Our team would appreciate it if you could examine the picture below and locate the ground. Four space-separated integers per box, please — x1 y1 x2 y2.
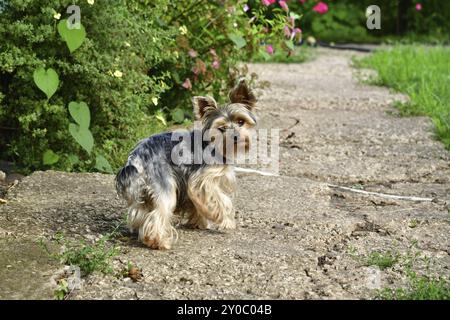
0 48 449 299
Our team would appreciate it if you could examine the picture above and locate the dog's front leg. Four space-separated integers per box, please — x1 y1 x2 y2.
187 167 236 229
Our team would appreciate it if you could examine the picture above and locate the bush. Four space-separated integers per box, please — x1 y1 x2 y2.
0 0 293 173
288 0 450 44
0 0 175 172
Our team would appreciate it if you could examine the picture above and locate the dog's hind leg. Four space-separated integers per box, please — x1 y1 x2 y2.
184 201 209 229
138 178 178 250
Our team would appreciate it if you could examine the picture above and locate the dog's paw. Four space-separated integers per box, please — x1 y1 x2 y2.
218 218 236 230
185 215 209 230
143 236 172 250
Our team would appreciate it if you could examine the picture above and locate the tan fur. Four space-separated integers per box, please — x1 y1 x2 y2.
187 165 236 229
128 177 178 250
119 80 257 250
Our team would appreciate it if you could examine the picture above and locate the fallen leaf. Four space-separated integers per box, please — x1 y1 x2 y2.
128 266 143 282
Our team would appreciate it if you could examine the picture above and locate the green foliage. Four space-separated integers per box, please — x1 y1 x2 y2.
378 272 450 300
42 149 60 165
0 0 177 172
0 0 293 173
33 68 59 100
54 279 70 300
349 247 399 270
356 46 450 149
287 0 450 44
250 46 311 63
40 232 120 277
365 250 399 270
349 242 449 300
57 19 86 53
310 3 374 43
228 33 247 49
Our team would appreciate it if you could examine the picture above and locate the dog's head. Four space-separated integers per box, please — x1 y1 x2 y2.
192 79 257 161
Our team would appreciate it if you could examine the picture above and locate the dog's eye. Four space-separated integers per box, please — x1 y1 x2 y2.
237 119 245 127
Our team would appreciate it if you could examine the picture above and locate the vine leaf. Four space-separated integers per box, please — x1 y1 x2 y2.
42 149 60 165
68 101 90 129
33 68 59 100
171 108 185 123
228 33 246 49
57 19 86 53
69 123 94 155
95 155 113 173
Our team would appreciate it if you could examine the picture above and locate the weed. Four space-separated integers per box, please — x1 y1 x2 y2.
54 279 70 300
365 250 399 270
378 271 450 300
409 219 420 228
39 221 124 277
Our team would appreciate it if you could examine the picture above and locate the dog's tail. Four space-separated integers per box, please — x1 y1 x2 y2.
115 165 144 203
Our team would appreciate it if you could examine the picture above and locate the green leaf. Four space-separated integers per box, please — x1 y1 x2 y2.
33 68 59 100
69 123 94 154
285 40 295 51
68 101 90 128
172 72 180 84
258 48 271 61
155 110 167 126
95 155 113 173
67 154 80 165
42 149 59 165
57 19 86 53
171 108 185 123
228 33 246 49
290 12 301 20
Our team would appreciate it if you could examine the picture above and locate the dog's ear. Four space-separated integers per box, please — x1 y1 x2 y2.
229 79 256 110
192 96 218 120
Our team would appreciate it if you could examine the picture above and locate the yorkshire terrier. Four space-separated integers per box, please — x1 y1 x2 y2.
115 79 257 249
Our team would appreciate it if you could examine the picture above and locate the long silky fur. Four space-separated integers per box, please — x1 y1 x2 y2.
115 80 257 250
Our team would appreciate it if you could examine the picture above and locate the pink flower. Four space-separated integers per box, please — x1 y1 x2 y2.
243 4 250 12
182 78 192 90
312 2 328 14
283 25 291 38
188 49 198 58
266 45 274 55
261 0 276 6
293 27 302 35
291 27 302 40
279 0 289 12
415 3 422 11
212 60 220 69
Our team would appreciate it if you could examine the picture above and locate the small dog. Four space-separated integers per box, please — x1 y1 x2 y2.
115 79 257 249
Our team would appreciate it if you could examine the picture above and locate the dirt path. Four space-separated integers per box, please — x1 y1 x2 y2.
1 48 449 299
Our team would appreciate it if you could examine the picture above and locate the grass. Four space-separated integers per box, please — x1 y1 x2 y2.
355 45 450 150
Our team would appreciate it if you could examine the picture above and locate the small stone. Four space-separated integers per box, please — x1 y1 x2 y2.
0 171 5 182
